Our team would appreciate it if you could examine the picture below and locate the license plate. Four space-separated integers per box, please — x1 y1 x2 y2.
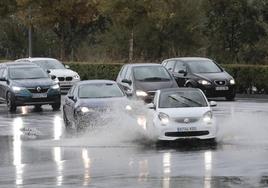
178 127 197 132
32 93 47 98
60 81 72 86
215 86 229 91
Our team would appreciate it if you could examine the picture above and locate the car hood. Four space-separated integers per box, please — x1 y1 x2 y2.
135 80 177 92
76 97 129 109
158 107 211 119
49 69 78 77
11 78 55 88
193 72 232 81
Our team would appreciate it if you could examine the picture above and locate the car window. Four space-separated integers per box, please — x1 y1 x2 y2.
32 59 65 70
125 67 132 80
119 65 127 79
187 60 222 73
9 67 48 80
165 61 175 71
133 66 171 81
159 90 208 108
0 68 4 78
78 83 125 98
174 61 187 73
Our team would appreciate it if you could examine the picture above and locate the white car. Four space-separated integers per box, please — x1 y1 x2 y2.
16 58 80 93
149 88 217 142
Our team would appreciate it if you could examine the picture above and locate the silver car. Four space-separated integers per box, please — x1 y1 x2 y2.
16 57 80 93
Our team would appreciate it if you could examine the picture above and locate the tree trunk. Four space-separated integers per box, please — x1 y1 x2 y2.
129 30 134 63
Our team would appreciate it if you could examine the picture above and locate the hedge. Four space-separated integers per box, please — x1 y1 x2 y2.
67 63 268 94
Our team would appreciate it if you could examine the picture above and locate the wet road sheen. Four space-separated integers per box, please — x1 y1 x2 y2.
1 98 268 187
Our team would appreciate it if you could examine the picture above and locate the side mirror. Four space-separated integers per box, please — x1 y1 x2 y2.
147 103 156 110
47 70 51 74
178 70 187 75
125 90 133 97
0 77 7 82
65 65 70 69
68 95 75 101
209 101 217 107
122 79 132 85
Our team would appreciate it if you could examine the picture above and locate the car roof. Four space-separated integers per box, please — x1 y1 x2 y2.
0 61 38 68
126 63 161 67
159 87 202 93
77 80 117 86
163 57 211 62
17 57 59 62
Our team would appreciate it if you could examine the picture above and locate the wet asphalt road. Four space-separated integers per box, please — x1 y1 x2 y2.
1 98 268 188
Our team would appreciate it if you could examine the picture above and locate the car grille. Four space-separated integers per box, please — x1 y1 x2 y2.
173 117 200 123
214 80 226 86
58 77 73 81
165 131 209 137
27 87 49 93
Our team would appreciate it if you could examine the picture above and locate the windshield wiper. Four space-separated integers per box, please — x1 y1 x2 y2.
178 96 203 107
168 95 191 107
141 77 170 81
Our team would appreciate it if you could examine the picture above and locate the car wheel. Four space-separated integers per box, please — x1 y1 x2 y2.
34 105 42 111
6 92 16 113
225 94 235 101
52 103 61 111
186 83 193 88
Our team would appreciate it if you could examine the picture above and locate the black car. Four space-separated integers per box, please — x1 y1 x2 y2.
0 62 61 112
162 57 236 100
116 63 178 103
63 80 131 130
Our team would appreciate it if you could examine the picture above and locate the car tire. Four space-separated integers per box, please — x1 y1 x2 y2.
225 94 235 101
34 105 42 111
52 103 61 111
186 83 194 88
6 92 16 113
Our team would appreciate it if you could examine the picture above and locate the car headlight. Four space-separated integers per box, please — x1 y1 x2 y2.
78 107 95 114
198 80 211 85
158 112 169 125
125 105 132 111
230 79 235 85
137 116 147 130
51 84 60 90
73 75 80 80
203 111 213 124
136 90 148 97
12 86 24 92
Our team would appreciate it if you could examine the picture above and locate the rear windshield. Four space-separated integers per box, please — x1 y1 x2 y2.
187 60 222 73
159 90 208 108
33 59 65 70
9 67 48 80
133 66 171 81
79 83 125 98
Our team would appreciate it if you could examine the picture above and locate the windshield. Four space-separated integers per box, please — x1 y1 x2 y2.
33 59 65 70
79 83 125 98
159 90 208 108
9 67 48 80
187 60 222 73
133 66 171 81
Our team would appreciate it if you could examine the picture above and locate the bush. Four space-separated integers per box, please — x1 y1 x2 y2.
67 62 268 94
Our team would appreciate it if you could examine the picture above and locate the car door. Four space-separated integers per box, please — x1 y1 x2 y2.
0 68 5 101
173 61 188 87
64 85 77 123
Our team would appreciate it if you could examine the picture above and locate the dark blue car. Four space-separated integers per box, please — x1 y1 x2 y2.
0 62 61 112
63 80 131 130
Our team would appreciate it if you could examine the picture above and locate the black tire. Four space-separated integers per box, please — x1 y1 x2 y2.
34 105 42 111
6 92 16 112
52 103 61 111
225 94 235 101
186 83 194 88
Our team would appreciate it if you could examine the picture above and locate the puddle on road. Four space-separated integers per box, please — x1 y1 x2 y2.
216 112 268 147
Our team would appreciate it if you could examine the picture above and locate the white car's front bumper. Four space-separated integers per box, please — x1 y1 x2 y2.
154 119 217 141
